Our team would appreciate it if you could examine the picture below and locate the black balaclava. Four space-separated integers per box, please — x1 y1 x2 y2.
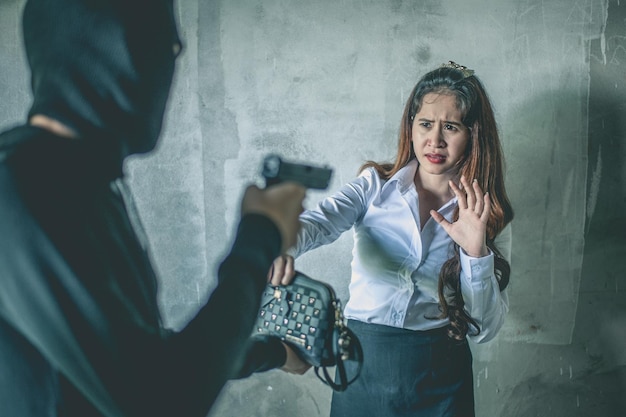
22 0 182 164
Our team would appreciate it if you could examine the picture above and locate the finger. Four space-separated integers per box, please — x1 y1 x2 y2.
449 180 468 210
430 209 452 235
269 256 286 286
281 255 296 285
472 180 484 214
480 192 492 223
461 176 475 209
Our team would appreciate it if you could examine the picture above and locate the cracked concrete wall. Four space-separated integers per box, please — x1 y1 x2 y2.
1 0 624 416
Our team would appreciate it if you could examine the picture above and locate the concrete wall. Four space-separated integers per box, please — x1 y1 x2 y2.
1 0 624 416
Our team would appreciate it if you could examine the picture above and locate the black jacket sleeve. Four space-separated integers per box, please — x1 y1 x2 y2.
235 336 287 379
129 214 283 417
0 133 283 417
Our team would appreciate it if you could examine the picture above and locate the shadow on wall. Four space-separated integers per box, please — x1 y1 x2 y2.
573 3 626 413
500 83 626 416
574 49 626 414
498 88 587 345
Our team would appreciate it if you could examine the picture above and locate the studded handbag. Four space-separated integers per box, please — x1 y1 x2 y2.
253 271 363 391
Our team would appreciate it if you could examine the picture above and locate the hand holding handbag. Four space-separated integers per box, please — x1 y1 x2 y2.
252 271 363 391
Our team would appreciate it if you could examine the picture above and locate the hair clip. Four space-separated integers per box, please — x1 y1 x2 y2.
440 61 474 78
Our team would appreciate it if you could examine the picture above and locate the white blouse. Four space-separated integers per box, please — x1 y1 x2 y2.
291 159 511 343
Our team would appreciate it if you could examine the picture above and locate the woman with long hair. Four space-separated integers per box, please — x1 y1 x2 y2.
270 62 514 417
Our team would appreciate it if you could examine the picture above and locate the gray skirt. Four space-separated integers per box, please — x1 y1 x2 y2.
331 320 474 417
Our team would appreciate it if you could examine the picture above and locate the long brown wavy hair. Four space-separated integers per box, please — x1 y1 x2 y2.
361 65 514 340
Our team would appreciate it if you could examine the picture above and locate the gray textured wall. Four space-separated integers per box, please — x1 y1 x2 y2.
1 0 625 416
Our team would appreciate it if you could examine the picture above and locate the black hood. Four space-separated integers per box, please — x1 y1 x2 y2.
22 0 181 162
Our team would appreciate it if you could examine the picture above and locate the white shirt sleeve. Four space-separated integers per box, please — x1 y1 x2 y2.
291 169 375 258
460 224 512 343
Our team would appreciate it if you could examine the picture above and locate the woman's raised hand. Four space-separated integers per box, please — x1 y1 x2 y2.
268 254 296 286
430 175 490 258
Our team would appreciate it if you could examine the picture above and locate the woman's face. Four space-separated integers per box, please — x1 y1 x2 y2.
411 92 470 180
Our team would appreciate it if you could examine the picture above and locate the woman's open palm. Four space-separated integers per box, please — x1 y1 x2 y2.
430 176 490 258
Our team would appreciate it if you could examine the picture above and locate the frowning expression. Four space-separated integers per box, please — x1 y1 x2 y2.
411 93 470 179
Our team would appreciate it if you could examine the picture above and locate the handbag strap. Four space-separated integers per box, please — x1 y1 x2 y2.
314 325 363 391
314 301 364 392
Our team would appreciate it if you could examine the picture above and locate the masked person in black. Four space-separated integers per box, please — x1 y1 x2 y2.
0 0 307 416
